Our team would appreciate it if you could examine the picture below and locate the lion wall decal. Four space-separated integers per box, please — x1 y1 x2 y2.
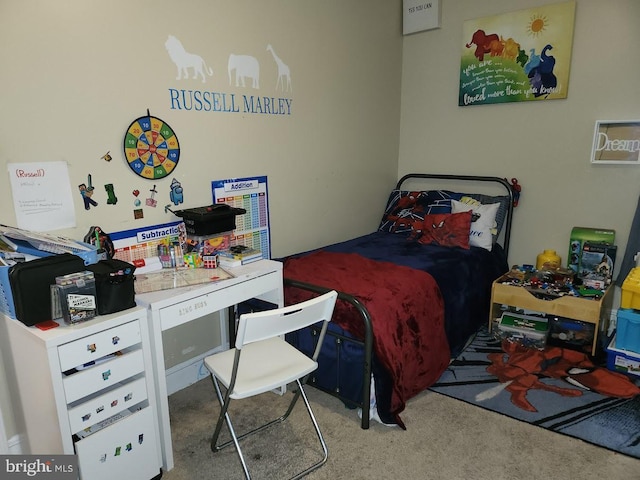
165 35 213 83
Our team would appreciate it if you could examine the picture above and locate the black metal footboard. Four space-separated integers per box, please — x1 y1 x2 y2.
283 277 374 429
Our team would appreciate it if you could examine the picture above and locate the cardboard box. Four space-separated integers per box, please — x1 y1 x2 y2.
185 232 232 256
580 242 616 287
567 226 615 274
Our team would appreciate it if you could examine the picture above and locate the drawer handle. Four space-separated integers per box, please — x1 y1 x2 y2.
96 405 104 414
112 335 120 345
102 370 111 381
124 393 133 402
87 343 97 353
111 399 118 407
115 446 121 456
126 443 132 452
138 434 144 444
82 413 91 422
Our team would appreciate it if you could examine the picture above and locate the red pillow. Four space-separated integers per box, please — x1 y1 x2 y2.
417 211 472 249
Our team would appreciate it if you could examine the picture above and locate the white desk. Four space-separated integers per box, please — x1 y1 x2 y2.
135 259 284 471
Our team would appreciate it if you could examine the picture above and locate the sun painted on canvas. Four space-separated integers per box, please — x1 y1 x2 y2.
527 14 548 37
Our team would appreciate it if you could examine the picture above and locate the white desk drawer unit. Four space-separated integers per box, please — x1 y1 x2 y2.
62 349 146 404
67 377 148 434
1 306 162 480
57 319 142 372
75 408 160 480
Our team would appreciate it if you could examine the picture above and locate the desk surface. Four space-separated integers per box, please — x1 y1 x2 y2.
136 259 283 314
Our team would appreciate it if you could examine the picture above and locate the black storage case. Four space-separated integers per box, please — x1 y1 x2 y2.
8 253 86 326
171 204 246 235
86 259 137 315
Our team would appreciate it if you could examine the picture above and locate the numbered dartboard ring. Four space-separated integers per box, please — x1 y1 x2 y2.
123 111 180 180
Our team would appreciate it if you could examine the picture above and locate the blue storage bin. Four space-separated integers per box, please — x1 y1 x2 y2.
607 334 640 378
0 267 15 318
616 309 640 354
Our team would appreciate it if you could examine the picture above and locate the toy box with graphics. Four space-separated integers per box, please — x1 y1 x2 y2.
567 226 615 275
580 242 617 288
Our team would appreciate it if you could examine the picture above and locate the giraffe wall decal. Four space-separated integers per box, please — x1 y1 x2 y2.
266 44 292 93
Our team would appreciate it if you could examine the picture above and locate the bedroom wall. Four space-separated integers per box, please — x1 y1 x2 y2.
0 0 402 447
0 0 402 258
399 0 640 272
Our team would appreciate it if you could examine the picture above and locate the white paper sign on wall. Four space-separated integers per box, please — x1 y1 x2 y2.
403 0 441 35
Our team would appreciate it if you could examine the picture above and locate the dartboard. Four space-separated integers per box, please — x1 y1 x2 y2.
123 111 180 180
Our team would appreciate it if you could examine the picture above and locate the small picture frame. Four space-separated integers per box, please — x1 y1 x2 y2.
591 120 640 164
403 0 441 35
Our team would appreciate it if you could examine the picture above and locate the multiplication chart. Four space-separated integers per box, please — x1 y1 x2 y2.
211 176 271 259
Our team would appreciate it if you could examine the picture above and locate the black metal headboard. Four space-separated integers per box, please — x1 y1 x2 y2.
395 173 517 258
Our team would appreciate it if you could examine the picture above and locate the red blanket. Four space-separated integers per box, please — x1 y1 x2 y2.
284 251 450 423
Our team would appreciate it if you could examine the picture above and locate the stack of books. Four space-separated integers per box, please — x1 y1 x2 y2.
218 246 263 267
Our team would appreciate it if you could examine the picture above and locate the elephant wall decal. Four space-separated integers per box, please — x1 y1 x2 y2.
466 29 500 62
228 54 260 89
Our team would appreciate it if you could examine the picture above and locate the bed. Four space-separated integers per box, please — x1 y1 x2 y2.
282 173 519 429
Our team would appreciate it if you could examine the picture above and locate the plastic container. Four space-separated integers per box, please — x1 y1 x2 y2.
496 312 549 349
607 334 640 378
536 249 561 270
616 309 640 353
621 267 640 310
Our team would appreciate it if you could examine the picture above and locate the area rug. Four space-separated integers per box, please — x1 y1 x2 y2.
429 329 640 459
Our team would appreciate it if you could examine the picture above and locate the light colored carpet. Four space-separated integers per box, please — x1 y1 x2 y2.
163 378 640 480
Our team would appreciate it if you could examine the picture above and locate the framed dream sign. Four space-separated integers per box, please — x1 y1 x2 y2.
591 120 640 165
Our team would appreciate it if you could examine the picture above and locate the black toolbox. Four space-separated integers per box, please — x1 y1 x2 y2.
169 204 246 235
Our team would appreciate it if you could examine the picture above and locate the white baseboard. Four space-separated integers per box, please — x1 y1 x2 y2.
7 434 24 454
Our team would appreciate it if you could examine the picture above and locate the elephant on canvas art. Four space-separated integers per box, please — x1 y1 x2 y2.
228 54 260 89
466 29 500 62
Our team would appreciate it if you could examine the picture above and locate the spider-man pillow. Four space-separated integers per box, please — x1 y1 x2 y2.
378 190 461 234
417 211 472 249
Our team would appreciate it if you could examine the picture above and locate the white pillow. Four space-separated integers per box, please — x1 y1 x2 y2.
451 199 499 251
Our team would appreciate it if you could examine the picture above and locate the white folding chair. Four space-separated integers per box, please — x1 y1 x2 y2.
203 290 338 480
